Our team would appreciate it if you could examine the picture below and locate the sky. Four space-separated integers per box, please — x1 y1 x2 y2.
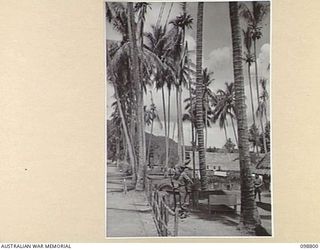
106 2 271 148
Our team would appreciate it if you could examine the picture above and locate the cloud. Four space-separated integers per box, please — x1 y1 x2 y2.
249 43 270 78
207 46 232 70
203 46 233 89
258 43 270 78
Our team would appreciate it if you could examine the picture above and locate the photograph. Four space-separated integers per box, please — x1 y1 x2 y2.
105 1 271 237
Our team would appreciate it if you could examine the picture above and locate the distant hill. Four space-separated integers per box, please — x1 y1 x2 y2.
107 120 261 168
107 120 179 166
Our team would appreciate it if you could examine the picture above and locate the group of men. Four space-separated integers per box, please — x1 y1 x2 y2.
170 162 266 218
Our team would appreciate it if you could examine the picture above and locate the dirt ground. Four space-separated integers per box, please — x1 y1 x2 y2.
106 164 272 237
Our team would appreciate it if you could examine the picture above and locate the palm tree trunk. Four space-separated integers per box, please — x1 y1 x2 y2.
127 2 145 190
172 119 176 140
248 64 259 154
195 2 207 190
176 87 182 164
147 121 154 166
188 81 196 179
253 39 267 154
260 116 267 153
162 87 168 168
179 88 186 162
107 37 137 183
167 88 171 164
204 95 208 155
123 132 128 162
116 137 120 168
248 64 256 126
114 85 137 183
229 2 260 234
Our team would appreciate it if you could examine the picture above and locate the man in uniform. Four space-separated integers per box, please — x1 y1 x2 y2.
254 174 263 202
177 163 193 211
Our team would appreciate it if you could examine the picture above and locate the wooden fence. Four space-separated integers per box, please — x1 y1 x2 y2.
151 190 179 236
146 176 179 237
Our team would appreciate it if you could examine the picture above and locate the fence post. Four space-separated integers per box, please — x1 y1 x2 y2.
174 208 179 236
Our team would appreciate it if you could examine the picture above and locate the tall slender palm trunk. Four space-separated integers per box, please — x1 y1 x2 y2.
176 87 182 164
147 121 154 166
162 87 169 168
188 81 196 179
247 64 259 153
248 65 256 126
253 40 267 153
195 2 207 190
229 2 260 234
127 2 145 190
179 88 186 162
204 95 208 154
167 89 171 164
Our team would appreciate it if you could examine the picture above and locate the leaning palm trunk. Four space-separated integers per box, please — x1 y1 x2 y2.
114 86 137 184
229 2 260 234
195 2 207 190
127 2 145 190
107 40 137 183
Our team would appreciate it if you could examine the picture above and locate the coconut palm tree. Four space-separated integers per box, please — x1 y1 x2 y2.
256 78 269 152
229 1 260 234
169 11 193 165
144 24 176 168
145 92 163 166
107 3 173 189
195 2 207 190
107 54 137 182
202 68 215 151
257 78 269 124
243 27 255 126
243 27 259 153
127 2 145 190
106 2 138 182
240 1 269 155
212 82 238 146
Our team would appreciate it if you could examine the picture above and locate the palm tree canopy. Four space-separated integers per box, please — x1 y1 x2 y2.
240 2 269 41
212 82 236 127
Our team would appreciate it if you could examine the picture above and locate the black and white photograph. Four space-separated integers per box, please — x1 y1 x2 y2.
106 1 271 237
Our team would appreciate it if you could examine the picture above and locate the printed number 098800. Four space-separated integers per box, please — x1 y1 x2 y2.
300 244 318 248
